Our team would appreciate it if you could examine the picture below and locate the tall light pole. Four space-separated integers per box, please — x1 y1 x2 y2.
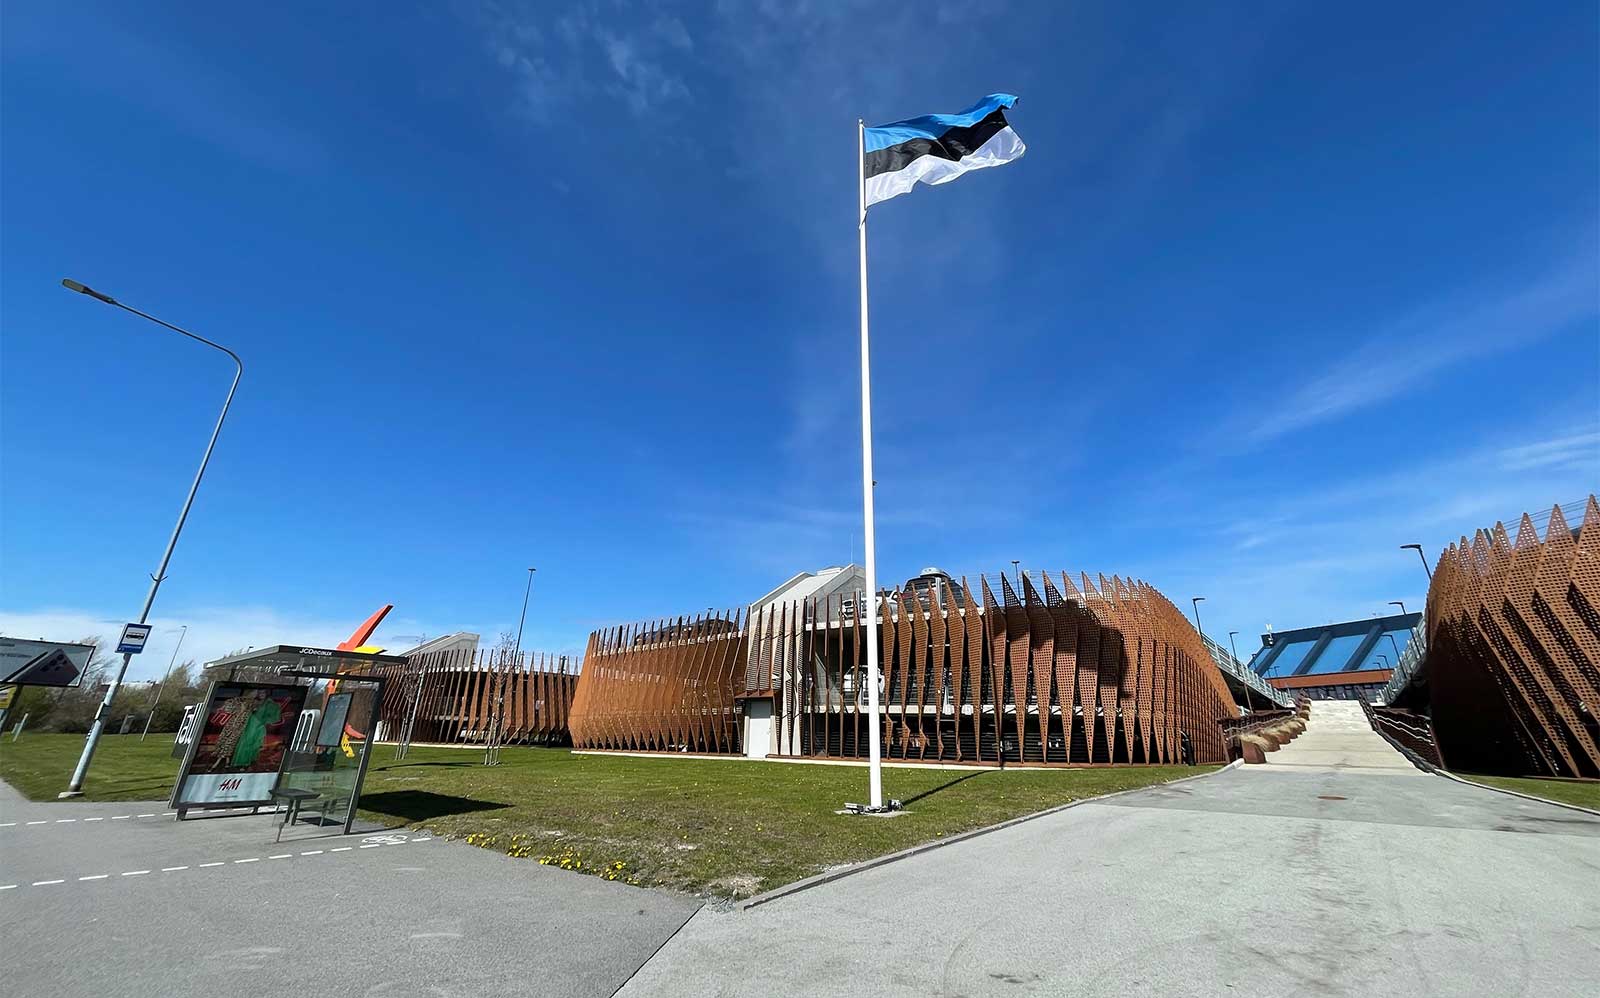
1400 544 1432 581
1389 600 1407 615
1227 630 1241 666
1011 560 1021 589
61 279 242 797
1190 597 1206 638
513 568 536 658
139 624 187 741
1384 631 1403 661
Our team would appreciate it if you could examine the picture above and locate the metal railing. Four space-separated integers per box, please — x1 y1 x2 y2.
1379 619 1428 704
1199 632 1294 709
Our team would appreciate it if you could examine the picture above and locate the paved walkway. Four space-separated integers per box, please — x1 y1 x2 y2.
621 711 1600 997
0 781 697 998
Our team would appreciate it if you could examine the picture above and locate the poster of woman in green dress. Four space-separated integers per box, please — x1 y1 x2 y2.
192 684 306 774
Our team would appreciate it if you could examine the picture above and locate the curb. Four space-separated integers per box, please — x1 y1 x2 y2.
1435 771 1600 818
741 761 1240 910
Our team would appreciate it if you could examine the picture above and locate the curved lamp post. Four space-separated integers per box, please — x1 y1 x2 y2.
60 279 242 797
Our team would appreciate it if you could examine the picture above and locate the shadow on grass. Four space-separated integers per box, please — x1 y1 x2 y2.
899 770 989 806
359 790 513 822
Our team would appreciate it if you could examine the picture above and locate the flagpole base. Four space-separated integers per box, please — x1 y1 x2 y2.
841 799 903 816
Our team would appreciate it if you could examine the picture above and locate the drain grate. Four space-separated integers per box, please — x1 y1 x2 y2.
1316 795 1347 801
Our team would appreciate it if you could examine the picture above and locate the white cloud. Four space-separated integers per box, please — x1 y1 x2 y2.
1234 251 1598 448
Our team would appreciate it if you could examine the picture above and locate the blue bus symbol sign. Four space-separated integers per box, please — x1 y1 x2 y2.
116 624 153 655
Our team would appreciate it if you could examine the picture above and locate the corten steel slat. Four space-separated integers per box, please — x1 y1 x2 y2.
1115 579 1147 761
1074 575 1107 762
907 591 930 759
1520 507 1600 774
927 587 950 760
1564 499 1600 694
999 575 1029 760
1493 518 1594 772
825 596 839 757
1086 576 1122 762
1021 575 1054 762
1046 574 1082 764
687 614 717 752
958 578 984 763
980 578 1006 763
1465 530 1569 773
1063 573 1098 762
952 580 973 761
1483 524 1572 762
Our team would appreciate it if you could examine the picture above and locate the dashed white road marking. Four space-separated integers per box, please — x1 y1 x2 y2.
25 821 47 826
55 818 76 823
136 813 155 818
111 815 129 820
0 822 14 827
2 835 436 890
84 817 104 822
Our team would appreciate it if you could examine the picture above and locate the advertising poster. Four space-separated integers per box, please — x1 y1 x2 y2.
173 682 309 808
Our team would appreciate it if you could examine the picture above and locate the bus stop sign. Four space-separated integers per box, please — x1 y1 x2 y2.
116 624 153 655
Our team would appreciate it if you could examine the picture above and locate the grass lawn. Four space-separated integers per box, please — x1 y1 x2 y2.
1 733 1216 897
1460 774 1600 811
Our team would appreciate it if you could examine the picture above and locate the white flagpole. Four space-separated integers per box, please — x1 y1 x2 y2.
857 118 884 809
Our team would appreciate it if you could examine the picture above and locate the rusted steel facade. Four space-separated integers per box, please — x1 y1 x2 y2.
568 613 748 753
569 572 1241 765
373 648 579 746
1420 497 1600 777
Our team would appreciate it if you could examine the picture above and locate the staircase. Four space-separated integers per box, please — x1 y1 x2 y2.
1259 700 1418 772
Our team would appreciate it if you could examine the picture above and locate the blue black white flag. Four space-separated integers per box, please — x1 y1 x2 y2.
863 94 1025 207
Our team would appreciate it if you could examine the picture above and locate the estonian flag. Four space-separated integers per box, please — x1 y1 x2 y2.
863 94 1025 207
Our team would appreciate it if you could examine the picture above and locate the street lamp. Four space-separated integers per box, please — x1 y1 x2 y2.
1227 630 1241 666
1011 559 1021 590
1375 653 1391 670
513 568 537 658
139 624 187 741
1389 600 1407 615
1400 544 1432 580
1385 631 1403 661
60 279 242 797
1190 597 1206 638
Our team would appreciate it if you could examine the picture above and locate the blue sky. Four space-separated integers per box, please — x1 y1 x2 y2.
3 1 1596 678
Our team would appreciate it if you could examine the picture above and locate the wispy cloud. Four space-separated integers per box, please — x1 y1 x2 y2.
468 0 693 120
1497 429 1600 473
1233 249 1598 447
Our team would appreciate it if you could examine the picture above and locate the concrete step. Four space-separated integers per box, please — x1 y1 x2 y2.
1258 700 1417 773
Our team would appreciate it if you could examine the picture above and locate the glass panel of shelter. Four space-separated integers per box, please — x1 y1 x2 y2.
276 673 380 833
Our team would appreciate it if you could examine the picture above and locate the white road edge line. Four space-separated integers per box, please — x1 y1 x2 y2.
301 850 323 855
79 875 109 881
234 858 260 864
198 862 224 868
123 870 150 877
358 843 382 849
26 821 47 825
331 847 352 852
55 818 76 823
161 866 189 872
111 815 129 820
33 879 64 886
268 854 291 860
136 813 155 818
84 817 104 822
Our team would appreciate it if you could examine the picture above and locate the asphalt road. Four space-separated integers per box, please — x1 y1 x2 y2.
0 781 698 998
620 732 1600 996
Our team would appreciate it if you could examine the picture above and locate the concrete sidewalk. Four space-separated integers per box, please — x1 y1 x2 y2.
0 781 699 998
620 764 1600 998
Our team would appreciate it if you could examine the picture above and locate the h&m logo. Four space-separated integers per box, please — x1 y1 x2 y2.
218 778 244 792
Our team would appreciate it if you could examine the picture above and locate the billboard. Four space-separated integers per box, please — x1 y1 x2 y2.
172 682 309 809
0 637 96 687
